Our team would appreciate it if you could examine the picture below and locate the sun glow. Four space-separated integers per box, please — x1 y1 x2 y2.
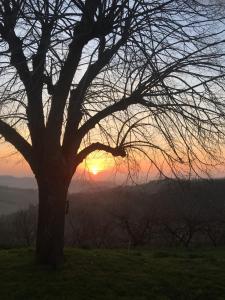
90 165 99 175
80 151 115 177
87 159 105 176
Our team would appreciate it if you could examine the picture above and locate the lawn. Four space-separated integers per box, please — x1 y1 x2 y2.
0 248 225 300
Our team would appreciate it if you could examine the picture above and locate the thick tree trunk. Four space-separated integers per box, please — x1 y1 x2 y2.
36 175 69 266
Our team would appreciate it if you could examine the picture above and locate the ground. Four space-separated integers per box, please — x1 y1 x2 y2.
1 248 225 299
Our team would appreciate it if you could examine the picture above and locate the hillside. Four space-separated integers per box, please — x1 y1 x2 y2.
0 175 114 193
68 178 225 210
1 178 225 248
0 177 162 215
0 176 115 215
1 177 225 216
0 186 37 215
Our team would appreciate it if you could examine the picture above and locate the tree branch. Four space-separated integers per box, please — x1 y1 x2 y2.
78 94 140 140
75 142 126 166
0 120 33 169
0 1 46 148
46 0 100 147
62 36 129 156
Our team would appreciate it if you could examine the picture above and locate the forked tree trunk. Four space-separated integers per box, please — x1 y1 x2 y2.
36 174 69 266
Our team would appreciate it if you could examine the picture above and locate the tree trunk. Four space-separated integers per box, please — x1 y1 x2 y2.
36 175 69 266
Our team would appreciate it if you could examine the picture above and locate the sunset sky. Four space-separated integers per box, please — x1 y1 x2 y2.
1 140 225 181
0 141 127 180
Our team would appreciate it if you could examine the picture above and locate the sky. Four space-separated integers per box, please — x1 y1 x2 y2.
0 2 224 183
1 139 225 182
0 141 130 181
0 139 166 184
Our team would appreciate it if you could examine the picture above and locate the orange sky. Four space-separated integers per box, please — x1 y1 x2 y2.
0 142 125 179
0 141 225 180
0 142 154 183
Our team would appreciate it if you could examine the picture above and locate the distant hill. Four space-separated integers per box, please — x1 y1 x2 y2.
0 177 155 215
67 178 225 212
1 178 225 249
0 175 116 215
0 175 115 193
0 176 37 189
1 177 225 216
0 186 38 215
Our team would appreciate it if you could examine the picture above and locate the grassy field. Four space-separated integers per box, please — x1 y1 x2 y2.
1 248 225 300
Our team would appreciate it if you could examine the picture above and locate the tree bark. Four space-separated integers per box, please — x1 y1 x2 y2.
36 174 69 266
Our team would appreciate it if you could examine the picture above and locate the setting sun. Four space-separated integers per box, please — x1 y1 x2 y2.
79 151 115 177
87 158 105 176
90 165 99 175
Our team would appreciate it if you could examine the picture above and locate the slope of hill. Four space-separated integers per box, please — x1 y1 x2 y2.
0 186 38 215
1 178 225 248
0 175 114 193
0 176 37 189
1 177 225 216
0 176 115 215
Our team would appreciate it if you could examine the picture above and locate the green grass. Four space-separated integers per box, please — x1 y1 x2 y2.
1 248 225 300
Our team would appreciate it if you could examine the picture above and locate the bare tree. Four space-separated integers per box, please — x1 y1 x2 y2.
0 0 225 265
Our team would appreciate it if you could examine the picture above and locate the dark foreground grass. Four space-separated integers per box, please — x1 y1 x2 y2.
1 248 225 300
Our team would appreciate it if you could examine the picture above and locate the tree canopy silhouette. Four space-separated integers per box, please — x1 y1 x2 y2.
0 0 225 265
